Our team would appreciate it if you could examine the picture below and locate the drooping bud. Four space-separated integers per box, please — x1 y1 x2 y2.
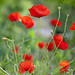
2 37 8 41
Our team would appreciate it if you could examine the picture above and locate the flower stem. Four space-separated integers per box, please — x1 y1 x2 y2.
48 13 69 67
12 40 18 64
8 39 18 74
44 6 61 75
36 18 40 60
0 67 9 75
46 6 61 66
46 6 61 51
14 64 18 75
62 14 69 37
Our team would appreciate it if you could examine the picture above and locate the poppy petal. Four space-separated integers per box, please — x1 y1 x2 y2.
18 65 25 74
28 63 34 73
59 61 69 74
54 40 68 50
46 42 54 51
50 19 62 27
38 41 45 49
70 22 75 30
28 5 49 18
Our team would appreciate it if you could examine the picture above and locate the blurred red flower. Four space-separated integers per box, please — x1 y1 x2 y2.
38 41 45 49
8 12 21 22
28 5 49 18
46 42 54 52
53 34 63 41
12 45 18 54
18 61 34 74
59 61 69 74
21 16 34 29
50 19 62 27
70 22 75 31
22 54 33 62
54 40 68 50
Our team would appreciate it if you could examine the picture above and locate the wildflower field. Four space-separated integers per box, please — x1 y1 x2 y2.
0 0 75 75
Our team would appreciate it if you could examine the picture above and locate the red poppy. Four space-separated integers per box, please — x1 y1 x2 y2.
59 61 69 74
8 12 21 22
46 42 54 52
70 22 75 31
38 42 45 49
18 61 34 74
53 34 63 41
50 19 62 27
12 45 18 54
21 16 34 29
54 40 68 50
28 5 49 18
22 54 33 62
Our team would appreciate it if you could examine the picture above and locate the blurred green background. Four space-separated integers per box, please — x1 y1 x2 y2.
0 0 75 75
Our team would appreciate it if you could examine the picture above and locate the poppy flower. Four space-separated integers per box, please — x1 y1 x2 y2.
53 34 63 41
18 61 34 74
54 40 68 50
46 42 54 52
28 5 49 18
50 19 62 27
8 12 21 22
21 16 34 29
59 61 69 74
22 54 33 62
38 41 45 49
12 45 18 54
70 22 75 31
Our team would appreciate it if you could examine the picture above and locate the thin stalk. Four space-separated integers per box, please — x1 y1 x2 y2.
8 39 18 74
0 67 10 75
45 6 61 64
14 64 18 75
44 6 61 75
46 6 61 51
36 18 40 60
11 40 18 64
48 13 69 66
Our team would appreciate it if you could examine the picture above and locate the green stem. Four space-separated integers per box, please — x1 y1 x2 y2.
62 14 69 37
0 67 9 75
46 6 61 67
8 39 18 74
12 40 18 64
38 18 40 37
49 13 69 66
14 64 18 75
44 6 61 75
46 6 61 51
36 18 40 60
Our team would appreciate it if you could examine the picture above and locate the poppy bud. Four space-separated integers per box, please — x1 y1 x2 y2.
2 37 8 41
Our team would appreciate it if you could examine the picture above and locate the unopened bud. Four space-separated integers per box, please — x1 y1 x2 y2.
67 14 69 17
2 37 8 41
19 19 21 22
58 6 61 10
51 30 53 35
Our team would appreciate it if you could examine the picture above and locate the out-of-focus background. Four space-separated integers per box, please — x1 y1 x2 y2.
0 0 75 75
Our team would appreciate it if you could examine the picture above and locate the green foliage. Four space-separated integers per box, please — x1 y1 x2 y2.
0 0 75 75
